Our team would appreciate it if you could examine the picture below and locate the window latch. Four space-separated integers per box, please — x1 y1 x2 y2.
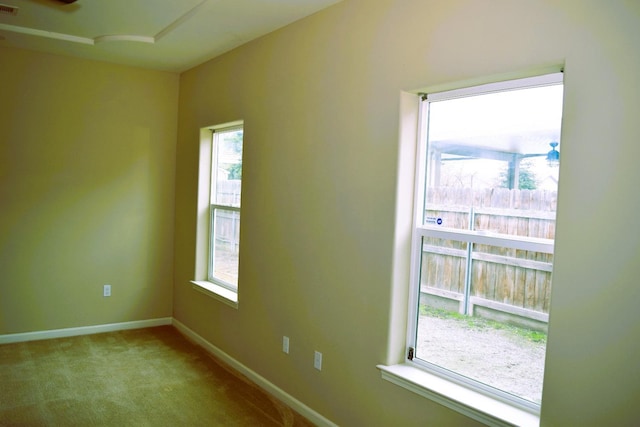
408 347 414 361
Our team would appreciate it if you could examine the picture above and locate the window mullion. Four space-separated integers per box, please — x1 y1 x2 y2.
418 226 554 254
210 204 241 212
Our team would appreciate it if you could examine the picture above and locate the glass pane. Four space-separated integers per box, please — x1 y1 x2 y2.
422 84 563 233
210 208 240 287
416 238 548 404
212 128 243 207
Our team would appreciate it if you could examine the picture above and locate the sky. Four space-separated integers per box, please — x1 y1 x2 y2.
426 82 564 191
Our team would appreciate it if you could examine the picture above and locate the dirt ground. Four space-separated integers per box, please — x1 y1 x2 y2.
416 312 546 404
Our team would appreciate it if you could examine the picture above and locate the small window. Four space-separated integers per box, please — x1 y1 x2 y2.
407 73 563 412
209 126 243 289
192 122 243 307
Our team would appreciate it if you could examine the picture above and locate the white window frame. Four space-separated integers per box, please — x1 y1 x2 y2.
191 121 244 308
379 71 564 427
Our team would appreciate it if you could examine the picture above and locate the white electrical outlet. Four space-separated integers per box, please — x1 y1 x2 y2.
314 351 322 371
103 284 111 297
282 336 289 354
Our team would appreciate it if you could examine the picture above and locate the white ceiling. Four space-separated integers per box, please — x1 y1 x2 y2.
0 0 341 72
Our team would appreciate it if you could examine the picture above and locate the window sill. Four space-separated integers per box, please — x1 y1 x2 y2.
191 280 238 309
377 363 539 427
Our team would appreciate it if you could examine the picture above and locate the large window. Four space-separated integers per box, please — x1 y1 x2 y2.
406 73 563 416
192 122 243 307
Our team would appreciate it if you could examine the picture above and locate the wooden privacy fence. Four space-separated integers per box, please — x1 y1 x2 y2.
213 180 241 251
422 187 557 321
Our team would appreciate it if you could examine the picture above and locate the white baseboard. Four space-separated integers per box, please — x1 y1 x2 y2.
0 317 173 344
172 318 337 427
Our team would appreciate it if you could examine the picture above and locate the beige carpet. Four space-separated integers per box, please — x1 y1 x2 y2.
0 326 314 426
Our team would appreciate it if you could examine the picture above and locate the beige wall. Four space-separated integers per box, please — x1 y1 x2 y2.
0 47 178 333
174 0 640 426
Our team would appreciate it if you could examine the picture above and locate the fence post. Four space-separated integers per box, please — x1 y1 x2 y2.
461 206 475 315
